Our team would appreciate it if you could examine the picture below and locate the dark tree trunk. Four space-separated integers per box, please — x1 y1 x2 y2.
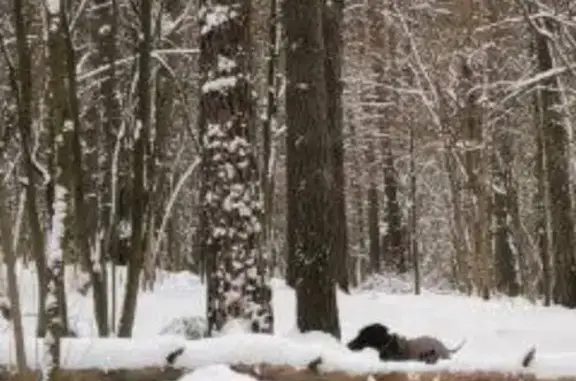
118 0 152 337
44 6 72 379
13 0 48 337
533 88 551 306
460 56 490 299
533 19 576 307
0 189 27 371
285 0 341 339
262 0 280 279
382 26 403 274
86 0 119 337
346 111 365 287
367 142 381 275
484 0 520 298
323 0 348 293
199 0 274 336
492 133 520 296
45 4 73 339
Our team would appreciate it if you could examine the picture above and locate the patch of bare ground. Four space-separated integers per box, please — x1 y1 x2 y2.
231 362 576 381
1 364 575 381
0 367 184 381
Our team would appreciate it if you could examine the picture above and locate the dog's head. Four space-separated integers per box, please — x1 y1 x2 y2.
347 323 394 352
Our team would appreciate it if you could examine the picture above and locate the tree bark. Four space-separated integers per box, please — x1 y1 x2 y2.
262 0 280 279
118 0 152 337
285 0 341 339
484 1 521 297
533 17 576 307
323 0 348 293
13 0 48 337
0 188 27 371
87 0 121 336
367 142 381 275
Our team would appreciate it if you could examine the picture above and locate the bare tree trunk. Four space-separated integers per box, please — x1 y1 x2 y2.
118 0 152 337
346 110 365 287
88 0 121 337
13 0 48 337
285 0 340 339
45 0 75 338
460 56 491 299
382 26 404 274
408 107 420 295
439 81 471 293
533 17 576 307
43 5 73 379
323 0 348 293
0 188 27 371
367 142 381 275
484 0 520 297
533 88 552 306
262 0 280 279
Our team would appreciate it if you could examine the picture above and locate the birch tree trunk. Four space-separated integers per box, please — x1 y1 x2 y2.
43 3 71 378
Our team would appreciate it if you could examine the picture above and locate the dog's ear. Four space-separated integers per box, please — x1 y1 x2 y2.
372 323 389 332
373 324 390 341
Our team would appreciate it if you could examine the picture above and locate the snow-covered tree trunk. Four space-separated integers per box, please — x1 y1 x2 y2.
43 4 71 378
199 0 274 335
43 184 67 381
45 0 74 338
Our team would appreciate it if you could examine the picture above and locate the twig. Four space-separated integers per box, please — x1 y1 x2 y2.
165 347 185 367
522 346 536 368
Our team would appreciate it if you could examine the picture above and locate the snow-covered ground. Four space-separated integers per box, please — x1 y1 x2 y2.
0 263 576 379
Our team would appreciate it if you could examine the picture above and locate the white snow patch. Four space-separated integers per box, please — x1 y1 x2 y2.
177 364 257 381
46 184 67 266
0 265 574 376
200 5 239 35
45 0 60 14
202 76 238 94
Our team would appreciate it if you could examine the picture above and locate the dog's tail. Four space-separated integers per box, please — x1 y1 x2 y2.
521 346 536 368
447 339 467 354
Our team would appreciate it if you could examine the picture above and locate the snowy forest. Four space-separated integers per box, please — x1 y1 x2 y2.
1 0 576 379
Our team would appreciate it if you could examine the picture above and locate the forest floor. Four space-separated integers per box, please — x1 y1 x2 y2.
0 264 575 380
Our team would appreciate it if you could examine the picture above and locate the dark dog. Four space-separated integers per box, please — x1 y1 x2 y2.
347 323 465 364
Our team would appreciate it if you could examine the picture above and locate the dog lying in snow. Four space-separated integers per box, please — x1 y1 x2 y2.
347 323 465 364
347 323 537 367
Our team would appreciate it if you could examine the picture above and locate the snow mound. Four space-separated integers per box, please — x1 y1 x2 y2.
159 316 208 340
358 272 457 295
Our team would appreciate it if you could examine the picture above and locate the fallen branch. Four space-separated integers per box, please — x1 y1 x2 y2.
165 346 185 367
522 347 537 368
307 356 323 374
